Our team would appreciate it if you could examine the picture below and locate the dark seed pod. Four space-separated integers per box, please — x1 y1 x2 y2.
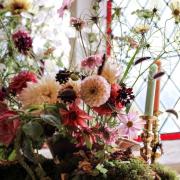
134 57 151 65
166 109 179 119
153 71 165 79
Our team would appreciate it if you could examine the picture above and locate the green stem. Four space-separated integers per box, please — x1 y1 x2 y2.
120 47 140 83
15 128 36 180
79 30 87 57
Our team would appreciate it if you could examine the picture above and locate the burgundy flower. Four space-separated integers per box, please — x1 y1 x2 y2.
9 71 37 94
0 110 20 146
60 103 92 128
0 87 6 101
12 30 32 55
117 84 135 106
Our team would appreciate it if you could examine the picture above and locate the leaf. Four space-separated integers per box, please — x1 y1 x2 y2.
166 109 179 119
40 114 60 127
96 164 108 174
22 121 43 140
134 57 151 65
84 134 92 150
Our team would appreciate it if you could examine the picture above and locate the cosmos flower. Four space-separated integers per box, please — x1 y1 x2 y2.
101 60 122 84
134 24 150 34
6 0 31 14
12 30 32 55
9 71 37 94
60 103 92 128
170 0 180 23
57 0 74 17
81 54 103 70
118 112 145 139
19 77 60 108
81 75 111 107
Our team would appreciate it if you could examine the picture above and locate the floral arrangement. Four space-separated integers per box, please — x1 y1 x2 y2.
0 0 179 180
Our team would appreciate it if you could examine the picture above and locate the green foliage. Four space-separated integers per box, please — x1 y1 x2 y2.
151 163 179 180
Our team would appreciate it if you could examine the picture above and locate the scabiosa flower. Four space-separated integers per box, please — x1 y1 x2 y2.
9 71 37 94
60 103 92 128
81 75 111 107
12 30 32 55
118 112 145 139
6 0 31 14
71 17 86 31
117 84 135 106
56 69 72 84
81 54 103 70
170 0 180 23
57 0 74 17
19 77 60 108
0 110 20 146
101 60 122 84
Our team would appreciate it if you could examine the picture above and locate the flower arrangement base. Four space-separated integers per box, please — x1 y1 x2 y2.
0 157 178 180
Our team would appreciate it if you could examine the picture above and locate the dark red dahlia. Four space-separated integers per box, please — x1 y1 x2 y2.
12 30 32 55
9 71 37 94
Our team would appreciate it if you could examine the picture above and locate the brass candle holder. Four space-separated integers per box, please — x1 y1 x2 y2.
140 115 156 164
151 112 163 163
140 115 163 164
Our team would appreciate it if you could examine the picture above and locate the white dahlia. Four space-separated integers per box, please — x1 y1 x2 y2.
101 60 122 84
19 77 60 108
80 75 111 107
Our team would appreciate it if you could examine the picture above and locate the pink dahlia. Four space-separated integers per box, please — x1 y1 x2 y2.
9 71 37 94
57 0 74 17
81 75 111 107
81 54 103 69
12 30 32 55
118 112 145 139
0 110 20 146
60 103 92 128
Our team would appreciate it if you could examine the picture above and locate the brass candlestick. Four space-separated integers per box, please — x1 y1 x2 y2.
140 115 156 164
151 112 163 163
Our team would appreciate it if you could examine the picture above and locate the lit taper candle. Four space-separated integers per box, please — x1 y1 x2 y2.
145 64 158 116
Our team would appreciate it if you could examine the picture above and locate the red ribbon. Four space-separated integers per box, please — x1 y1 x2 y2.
106 0 112 56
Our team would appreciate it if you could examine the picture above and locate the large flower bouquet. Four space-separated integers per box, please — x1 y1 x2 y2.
0 0 179 180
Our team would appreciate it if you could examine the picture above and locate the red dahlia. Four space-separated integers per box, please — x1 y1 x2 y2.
60 103 92 128
9 71 37 94
93 83 123 116
0 110 20 146
12 30 32 55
